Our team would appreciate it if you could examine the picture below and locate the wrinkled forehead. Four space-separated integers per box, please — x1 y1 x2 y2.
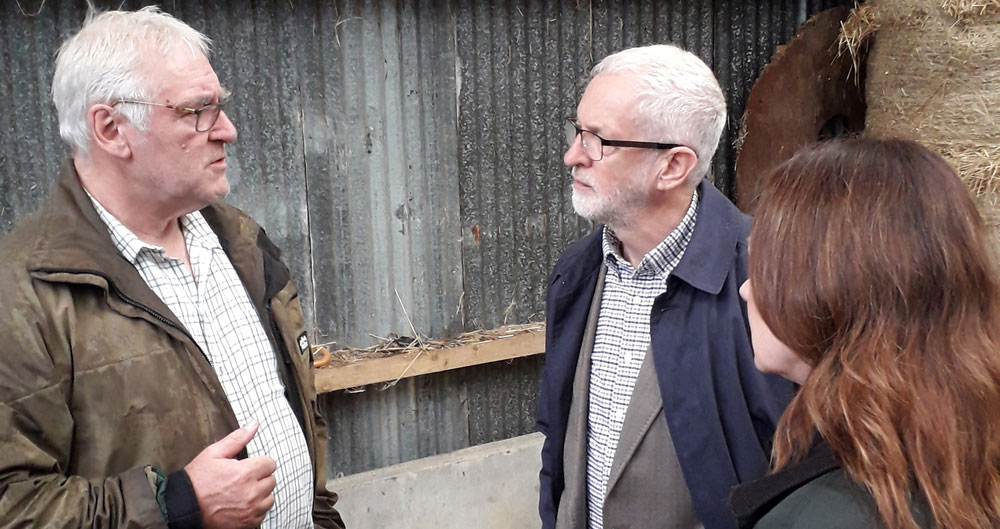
140 45 222 101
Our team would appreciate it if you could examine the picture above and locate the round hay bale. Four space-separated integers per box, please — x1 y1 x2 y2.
852 0 1000 235
735 7 866 212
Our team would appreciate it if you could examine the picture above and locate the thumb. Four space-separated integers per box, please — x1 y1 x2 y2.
204 420 259 459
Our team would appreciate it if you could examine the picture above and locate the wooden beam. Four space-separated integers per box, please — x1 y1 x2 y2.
314 328 546 393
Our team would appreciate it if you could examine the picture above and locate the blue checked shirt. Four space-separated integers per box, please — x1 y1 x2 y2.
88 195 313 528
586 189 699 529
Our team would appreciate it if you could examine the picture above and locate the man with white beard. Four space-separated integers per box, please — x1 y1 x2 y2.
536 44 793 529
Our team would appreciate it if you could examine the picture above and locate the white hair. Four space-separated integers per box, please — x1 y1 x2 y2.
591 44 727 184
52 6 212 156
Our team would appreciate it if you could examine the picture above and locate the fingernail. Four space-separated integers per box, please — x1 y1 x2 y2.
243 420 259 432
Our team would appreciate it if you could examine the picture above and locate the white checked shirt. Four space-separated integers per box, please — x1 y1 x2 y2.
586 189 699 529
88 195 313 529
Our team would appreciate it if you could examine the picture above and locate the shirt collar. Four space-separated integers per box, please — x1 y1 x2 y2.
180 209 224 251
602 187 700 280
86 191 221 264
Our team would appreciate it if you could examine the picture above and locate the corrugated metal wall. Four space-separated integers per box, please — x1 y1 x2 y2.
0 0 852 477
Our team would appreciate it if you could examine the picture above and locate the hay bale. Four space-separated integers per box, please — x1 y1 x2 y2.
844 0 1000 233
736 7 866 211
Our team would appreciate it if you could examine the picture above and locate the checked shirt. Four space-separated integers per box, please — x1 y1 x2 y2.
89 195 313 528
586 189 699 529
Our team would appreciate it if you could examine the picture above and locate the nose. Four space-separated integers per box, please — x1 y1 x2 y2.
564 133 592 168
210 110 238 143
739 280 750 302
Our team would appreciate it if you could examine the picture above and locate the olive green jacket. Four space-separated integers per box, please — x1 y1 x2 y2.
0 165 344 528
730 443 931 529
740 471 933 529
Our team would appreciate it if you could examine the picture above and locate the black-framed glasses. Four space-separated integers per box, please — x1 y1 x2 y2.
114 96 228 132
565 118 683 161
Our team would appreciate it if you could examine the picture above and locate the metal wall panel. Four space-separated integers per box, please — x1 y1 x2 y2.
292 0 464 348
1 0 852 477
0 1 66 234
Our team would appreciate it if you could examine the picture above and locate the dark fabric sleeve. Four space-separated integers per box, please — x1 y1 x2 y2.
0 286 168 529
164 469 204 529
537 268 564 529
537 416 560 529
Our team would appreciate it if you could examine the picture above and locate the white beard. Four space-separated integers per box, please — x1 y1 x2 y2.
571 169 649 228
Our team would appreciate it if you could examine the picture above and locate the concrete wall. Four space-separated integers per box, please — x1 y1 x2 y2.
329 432 544 528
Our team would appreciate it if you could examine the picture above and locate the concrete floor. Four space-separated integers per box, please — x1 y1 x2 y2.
328 432 544 528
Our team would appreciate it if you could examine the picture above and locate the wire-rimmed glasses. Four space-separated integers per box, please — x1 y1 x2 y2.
114 96 228 132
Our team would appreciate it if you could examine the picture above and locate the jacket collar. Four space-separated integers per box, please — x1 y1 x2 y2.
552 180 749 297
729 440 841 528
28 163 162 293
26 162 277 317
671 179 749 295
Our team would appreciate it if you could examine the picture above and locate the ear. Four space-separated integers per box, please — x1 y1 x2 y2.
88 104 132 160
653 147 699 192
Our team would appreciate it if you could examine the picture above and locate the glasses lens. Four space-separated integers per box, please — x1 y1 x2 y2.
564 120 579 147
580 130 602 161
196 103 223 132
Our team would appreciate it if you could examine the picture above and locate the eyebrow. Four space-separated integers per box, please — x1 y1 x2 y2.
573 117 603 135
180 88 230 109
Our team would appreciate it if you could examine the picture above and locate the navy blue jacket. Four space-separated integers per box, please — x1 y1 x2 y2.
537 181 794 529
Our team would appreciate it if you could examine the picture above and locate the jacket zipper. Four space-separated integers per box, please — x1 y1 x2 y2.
36 267 206 360
115 288 198 343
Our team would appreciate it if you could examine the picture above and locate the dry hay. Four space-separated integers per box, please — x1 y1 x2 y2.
317 321 546 368
838 4 880 80
840 0 1000 237
940 0 1000 19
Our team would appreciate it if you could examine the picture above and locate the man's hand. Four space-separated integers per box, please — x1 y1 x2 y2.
185 421 278 529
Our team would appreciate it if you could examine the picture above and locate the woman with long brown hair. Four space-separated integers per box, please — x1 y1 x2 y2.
729 138 1000 529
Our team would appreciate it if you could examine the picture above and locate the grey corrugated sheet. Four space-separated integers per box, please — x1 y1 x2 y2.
1 0 852 477
288 0 465 348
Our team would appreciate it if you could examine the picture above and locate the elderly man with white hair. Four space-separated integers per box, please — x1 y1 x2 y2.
0 7 344 529
537 44 793 529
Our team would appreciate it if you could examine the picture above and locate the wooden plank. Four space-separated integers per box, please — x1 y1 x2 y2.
314 328 546 393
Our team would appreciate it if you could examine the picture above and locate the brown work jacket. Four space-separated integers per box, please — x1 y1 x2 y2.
0 165 344 528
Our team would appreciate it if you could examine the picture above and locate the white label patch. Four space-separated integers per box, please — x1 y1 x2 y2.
297 332 309 355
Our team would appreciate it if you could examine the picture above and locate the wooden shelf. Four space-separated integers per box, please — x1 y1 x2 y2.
314 327 546 393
